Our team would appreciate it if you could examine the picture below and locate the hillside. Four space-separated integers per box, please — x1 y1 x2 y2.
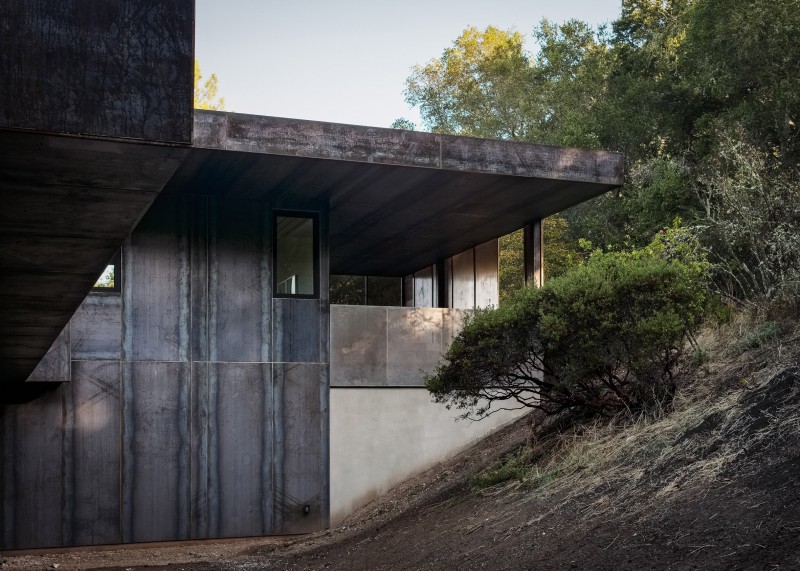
5 317 800 571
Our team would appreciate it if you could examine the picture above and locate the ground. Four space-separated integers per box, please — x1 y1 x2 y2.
5 320 800 570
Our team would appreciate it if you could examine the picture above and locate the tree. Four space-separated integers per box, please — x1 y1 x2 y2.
405 0 800 304
404 26 538 140
390 118 416 130
426 225 707 419
194 60 225 110
694 126 800 304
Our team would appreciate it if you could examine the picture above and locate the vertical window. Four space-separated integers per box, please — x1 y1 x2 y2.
275 213 319 298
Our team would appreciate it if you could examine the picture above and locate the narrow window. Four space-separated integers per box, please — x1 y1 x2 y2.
92 250 121 293
274 213 319 298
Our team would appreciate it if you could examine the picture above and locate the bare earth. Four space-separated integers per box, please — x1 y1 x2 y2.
5 359 800 570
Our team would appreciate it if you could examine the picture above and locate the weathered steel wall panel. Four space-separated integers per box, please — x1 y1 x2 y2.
212 363 273 537
0 0 194 142
26 327 70 382
70 360 121 546
330 306 387 386
450 250 475 309
273 299 322 363
190 361 210 539
122 362 191 543
2 194 330 547
386 308 443 386
123 196 191 362
474 240 499 309
402 275 414 307
208 199 271 363
273 363 326 533
413 266 434 308
70 295 122 360
0 385 63 548
190 198 210 363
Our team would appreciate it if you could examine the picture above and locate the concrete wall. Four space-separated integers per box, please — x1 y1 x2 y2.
329 390 525 524
0 194 329 548
329 303 527 524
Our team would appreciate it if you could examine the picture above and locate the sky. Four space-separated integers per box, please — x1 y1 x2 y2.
195 0 621 129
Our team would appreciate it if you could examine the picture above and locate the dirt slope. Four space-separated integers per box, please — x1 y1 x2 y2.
247 367 800 570
6 339 800 571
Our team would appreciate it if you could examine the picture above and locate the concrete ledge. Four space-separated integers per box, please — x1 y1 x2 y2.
193 111 623 185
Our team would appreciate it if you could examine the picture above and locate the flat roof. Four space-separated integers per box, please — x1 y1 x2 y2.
0 112 622 387
165 111 623 276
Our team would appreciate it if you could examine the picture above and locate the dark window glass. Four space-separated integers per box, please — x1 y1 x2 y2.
275 215 318 297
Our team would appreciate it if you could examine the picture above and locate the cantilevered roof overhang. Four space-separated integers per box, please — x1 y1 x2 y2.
165 111 624 277
0 110 622 391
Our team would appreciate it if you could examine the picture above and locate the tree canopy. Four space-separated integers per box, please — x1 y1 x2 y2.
404 0 800 304
194 60 225 111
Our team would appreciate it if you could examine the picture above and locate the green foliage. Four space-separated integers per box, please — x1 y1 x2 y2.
498 216 581 306
694 126 800 304
194 60 225 111
498 229 524 305
405 26 535 139
390 118 416 130
426 227 707 419
406 0 800 306
470 447 532 490
736 321 779 351
93 264 115 288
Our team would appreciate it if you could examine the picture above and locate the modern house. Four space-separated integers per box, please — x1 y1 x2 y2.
0 1 623 549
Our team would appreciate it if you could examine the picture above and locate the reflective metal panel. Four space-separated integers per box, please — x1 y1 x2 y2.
414 265 434 308
450 250 475 309
402 275 414 307
475 239 499 308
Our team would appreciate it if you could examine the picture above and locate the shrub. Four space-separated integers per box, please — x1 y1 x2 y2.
425 226 707 419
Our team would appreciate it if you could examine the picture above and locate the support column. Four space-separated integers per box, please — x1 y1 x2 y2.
524 220 543 288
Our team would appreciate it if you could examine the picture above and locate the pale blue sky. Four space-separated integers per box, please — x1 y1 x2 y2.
195 0 621 128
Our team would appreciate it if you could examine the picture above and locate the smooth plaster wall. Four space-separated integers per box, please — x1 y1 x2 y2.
329 388 527 524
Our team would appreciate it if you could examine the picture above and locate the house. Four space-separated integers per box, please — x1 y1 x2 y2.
0 1 623 549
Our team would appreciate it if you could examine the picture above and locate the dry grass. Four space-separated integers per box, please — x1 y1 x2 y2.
472 310 800 513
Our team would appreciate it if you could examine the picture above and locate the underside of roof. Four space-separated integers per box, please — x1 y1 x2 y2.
0 111 622 390
166 111 623 276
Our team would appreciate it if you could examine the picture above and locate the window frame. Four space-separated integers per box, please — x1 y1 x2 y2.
273 210 320 300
